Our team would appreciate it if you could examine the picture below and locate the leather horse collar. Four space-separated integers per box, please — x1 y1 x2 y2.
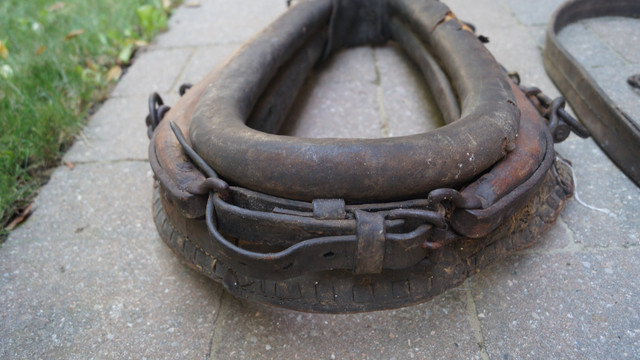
146 0 575 313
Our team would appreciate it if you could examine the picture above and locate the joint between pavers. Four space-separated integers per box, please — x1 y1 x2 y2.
463 279 490 360
516 240 639 257
169 47 198 94
496 0 550 28
582 20 632 67
68 158 150 166
496 0 524 28
146 42 245 53
557 216 580 250
372 48 390 137
206 291 229 360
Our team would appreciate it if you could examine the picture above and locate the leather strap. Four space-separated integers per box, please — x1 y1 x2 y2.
544 0 640 187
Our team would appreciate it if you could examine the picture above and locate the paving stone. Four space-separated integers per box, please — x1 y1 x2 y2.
586 64 640 122
584 17 640 65
112 48 193 97
0 163 223 359
503 0 568 27
526 25 548 49
209 290 483 360
483 25 561 98
471 248 640 359
172 44 241 92
375 45 443 137
280 48 383 138
315 47 378 86
445 0 518 31
154 0 287 48
555 137 640 248
64 96 151 163
557 22 626 69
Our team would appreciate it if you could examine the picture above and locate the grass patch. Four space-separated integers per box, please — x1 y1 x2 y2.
0 0 180 241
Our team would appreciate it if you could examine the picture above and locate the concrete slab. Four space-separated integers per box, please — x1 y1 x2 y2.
0 163 223 359
313 47 379 86
209 290 484 360
584 17 640 65
112 48 193 97
154 0 287 48
471 249 640 359
376 45 444 137
65 96 151 163
557 22 626 69
281 48 383 138
588 64 640 121
483 25 561 98
446 0 518 30
502 0 568 27
555 137 640 249
171 44 241 92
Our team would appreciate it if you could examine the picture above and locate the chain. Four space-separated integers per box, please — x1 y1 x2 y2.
145 93 171 139
508 72 590 143
145 83 195 139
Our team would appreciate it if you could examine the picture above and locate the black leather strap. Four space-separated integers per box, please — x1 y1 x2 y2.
354 210 387 274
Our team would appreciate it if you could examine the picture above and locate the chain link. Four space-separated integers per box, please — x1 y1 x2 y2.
508 72 590 142
145 92 171 139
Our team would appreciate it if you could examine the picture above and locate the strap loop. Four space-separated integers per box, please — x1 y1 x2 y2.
354 210 386 274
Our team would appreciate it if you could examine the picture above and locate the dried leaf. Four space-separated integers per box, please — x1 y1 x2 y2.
105 65 122 82
0 40 8 59
134 40 149 47
85 59 98 71
63 160 75 170
35 45 47 55
63 29 85 41
48 2 67 12
5 203 34 231
162 0 172 9
184 1 201 7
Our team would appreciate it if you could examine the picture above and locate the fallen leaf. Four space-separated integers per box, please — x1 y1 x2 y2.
35 45 46 55
184 1 201 7
0 40 8 59
85 59 98 71
63 160 75 169
63 29 85 41
5 203 34 231
48 2 67 12
134 40 149 47
105 65 122 82
162 0 172 9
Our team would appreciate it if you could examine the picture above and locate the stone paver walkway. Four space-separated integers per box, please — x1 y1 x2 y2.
2 1 639 359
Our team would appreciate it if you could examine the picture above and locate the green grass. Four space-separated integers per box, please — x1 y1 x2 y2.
0 0 179 240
